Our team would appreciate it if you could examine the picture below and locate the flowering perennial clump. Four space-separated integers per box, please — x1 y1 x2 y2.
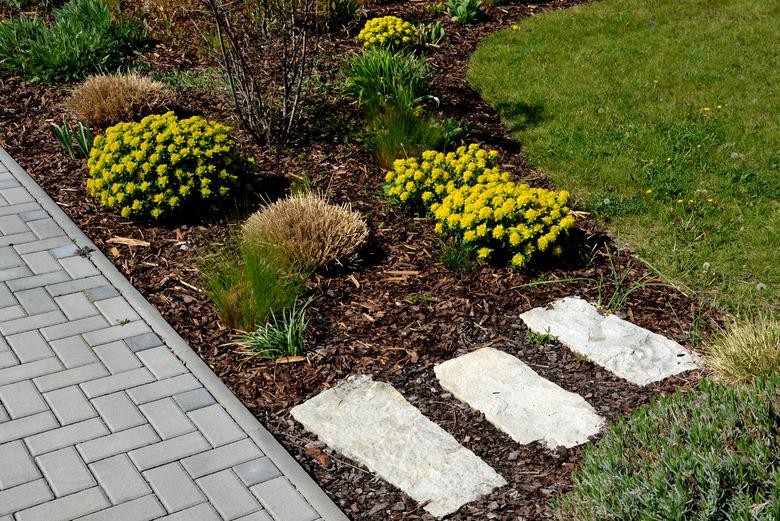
385 144 502 210
384 144 574 268
357 16 418 49
86 112 254 220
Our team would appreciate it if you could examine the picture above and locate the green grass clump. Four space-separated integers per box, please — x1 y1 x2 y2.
436 239 476 273
558 377 780 520
234 298 311 360
343 47 432 117
469 0 780 310
0 0 145 83
344 47 468 166
706 313 780 384
199 240 304 332
154 67 227 93
369 103 447 168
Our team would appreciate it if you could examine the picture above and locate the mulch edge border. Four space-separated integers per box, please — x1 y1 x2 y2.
0 144 350 521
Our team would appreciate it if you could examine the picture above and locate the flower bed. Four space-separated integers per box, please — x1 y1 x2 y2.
0 0 716 519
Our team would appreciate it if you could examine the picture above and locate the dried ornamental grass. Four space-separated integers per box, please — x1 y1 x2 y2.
706 313 780 384
66 72 171 127
242 193 368 273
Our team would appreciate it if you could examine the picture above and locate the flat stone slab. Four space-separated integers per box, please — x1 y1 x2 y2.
520 297 698 386
291 375 506 518
435 348 604 449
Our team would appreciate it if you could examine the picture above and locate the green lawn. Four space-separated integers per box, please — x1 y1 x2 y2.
469 0 780 311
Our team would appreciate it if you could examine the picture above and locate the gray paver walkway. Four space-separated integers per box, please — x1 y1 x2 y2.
0 148 347 521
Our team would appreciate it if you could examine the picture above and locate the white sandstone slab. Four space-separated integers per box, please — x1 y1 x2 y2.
435 348 604 449
520 297 698 386
290 375 506 518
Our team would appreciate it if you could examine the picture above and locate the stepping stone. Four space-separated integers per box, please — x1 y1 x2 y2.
520 297 698 386
291 375 506 518
435 347 604 449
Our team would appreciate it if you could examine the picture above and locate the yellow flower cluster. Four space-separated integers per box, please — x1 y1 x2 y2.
86 112 254 220
357 16 418 49
384 144 574 268
385 144 502 210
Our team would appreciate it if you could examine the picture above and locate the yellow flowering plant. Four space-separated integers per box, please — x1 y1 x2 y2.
86 112 255 220
384 144 575 268
384 144 502 210
357 16 418 49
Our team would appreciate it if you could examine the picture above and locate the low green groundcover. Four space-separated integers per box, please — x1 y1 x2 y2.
558 377 780 520
0 0 145 83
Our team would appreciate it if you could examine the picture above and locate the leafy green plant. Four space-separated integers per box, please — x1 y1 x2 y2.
426 2 445 15
50 117 93 160
406 294 436 304
444 0 481 24
558 377 780 520
322 0 358 30
418 21 446 46
526 328 554 346
0 0 146 83
234 297 312 360
343 49 455 166
706 313 780 384
438 116 472 149
343 47 432 116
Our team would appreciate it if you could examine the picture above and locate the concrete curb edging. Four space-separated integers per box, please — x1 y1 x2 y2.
0 146 349 521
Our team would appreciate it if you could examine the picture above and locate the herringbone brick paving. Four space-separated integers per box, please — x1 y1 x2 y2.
0 151 345 521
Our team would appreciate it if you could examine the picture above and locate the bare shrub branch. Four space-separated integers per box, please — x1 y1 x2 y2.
204 0 319 143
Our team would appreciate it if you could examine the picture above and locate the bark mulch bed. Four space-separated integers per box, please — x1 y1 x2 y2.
0 1 716 519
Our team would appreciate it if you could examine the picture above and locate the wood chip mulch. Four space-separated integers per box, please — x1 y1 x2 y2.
0 1 718 519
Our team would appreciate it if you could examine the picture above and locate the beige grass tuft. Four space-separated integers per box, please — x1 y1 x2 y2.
66 72 171 127
242 193 369 273
706 313 780 384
